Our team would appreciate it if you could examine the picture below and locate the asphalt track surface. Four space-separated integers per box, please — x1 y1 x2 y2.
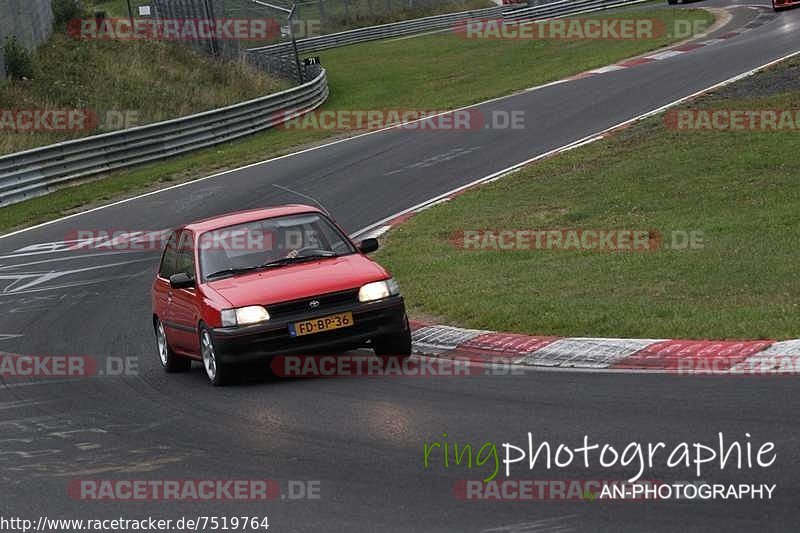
1 1 799 531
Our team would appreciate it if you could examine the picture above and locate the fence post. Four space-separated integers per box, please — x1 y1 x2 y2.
318 0 328 30
289 4 304 83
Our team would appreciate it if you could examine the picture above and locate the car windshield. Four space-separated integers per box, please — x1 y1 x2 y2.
199 213 356 280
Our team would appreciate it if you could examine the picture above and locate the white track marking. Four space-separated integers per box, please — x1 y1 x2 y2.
521 338 663 368
0 45 797 244
0 258 153 295
588 65 627 74
349 49 800 239
645 50 686 60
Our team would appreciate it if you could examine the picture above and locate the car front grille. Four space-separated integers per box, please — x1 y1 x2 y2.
266 289 359 320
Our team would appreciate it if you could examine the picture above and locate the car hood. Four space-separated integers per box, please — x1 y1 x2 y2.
205 254 390 306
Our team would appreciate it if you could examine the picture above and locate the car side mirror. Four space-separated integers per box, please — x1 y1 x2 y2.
359 238 379 254
169 272 195 290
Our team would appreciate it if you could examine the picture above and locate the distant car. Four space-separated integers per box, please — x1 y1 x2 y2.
772 0 800 10
151 205 411 385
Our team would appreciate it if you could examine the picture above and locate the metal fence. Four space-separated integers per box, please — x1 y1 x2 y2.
0 0 654 206
151 0 518 81
503 0 650 21
247 4 510 57
292 0 512 37
0 67 327 207
0 0 54 80
152 0 244 59
246 0 647 72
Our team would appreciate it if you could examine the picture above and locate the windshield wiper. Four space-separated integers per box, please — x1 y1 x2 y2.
206 252 338 279
205 266 260 280
259 251 338 269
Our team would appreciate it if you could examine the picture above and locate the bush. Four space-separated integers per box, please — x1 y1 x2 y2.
3 37 35 80
52 0 85 30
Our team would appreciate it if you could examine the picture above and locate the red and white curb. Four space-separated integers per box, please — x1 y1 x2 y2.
357 9 798 376
409 323 800 374
567 7 778 81
352 11 794 244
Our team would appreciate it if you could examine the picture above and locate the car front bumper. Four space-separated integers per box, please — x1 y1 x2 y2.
211 295 408 364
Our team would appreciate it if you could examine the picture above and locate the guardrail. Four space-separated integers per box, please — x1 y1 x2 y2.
249 0 650 58
502 0 651 21
0 68 328 207
247 5 517 56
0 0 656 207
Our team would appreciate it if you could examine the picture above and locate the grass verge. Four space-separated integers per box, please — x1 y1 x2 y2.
0 32 288 154
0 7 713 233
88 0 495 35
375 57 800 340
293 0 495 36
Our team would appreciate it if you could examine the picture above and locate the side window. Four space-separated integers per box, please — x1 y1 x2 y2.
317 217 351 254
158 232 178 278
175 230 196 279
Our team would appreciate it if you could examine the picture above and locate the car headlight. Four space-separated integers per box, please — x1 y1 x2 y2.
358 278 400 303
221 306 270 327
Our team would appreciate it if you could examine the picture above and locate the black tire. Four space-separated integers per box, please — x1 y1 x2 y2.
199 325 231 386
373 320 412 358
155 318 191 373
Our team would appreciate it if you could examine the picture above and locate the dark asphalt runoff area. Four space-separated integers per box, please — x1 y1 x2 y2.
1 1 799 531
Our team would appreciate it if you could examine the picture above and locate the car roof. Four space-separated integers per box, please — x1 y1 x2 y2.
182 204 324 233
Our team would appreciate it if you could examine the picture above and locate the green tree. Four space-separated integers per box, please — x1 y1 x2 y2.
52 0 86 31
3 37 35 80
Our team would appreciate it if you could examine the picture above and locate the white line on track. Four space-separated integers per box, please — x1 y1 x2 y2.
0 378 85 389
2 47 799 244
349 48 800 238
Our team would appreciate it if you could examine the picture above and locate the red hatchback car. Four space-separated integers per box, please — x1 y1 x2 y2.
151 205 411 385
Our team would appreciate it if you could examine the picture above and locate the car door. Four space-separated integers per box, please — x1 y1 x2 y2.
169 230 202 355
153 231 178 335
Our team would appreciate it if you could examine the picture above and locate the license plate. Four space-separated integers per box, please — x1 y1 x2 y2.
289 312 354 337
